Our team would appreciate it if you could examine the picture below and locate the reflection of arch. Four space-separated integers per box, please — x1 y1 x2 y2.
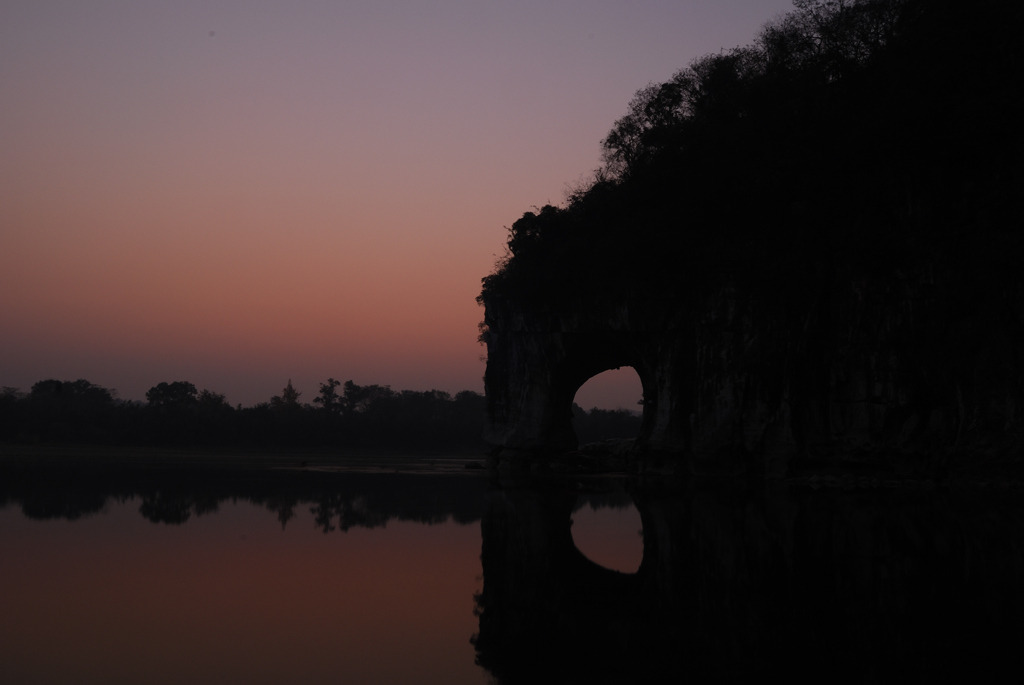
473 478 1024 684
569 498 644 573
473 484 666 683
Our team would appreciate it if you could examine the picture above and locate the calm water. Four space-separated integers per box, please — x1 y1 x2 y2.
0 459 642 684
2 458 1023 683
1 499 487 684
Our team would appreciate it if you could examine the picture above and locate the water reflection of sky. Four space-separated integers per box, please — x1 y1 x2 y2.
571 501 643 573
4 464 1024 683
0 500 488 685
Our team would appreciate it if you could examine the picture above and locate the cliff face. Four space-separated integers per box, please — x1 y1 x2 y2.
481 252 1024 475
479 0 1022 475
481 295 691 460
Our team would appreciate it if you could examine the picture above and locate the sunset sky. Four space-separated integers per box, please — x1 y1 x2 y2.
1 0 793 408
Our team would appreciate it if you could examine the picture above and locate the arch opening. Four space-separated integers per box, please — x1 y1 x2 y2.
570 492 644 574
571 366 644 449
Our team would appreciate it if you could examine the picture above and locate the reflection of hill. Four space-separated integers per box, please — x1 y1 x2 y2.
6 455 1023 682
0 454 642 528
475 477 1024 683
0 457 489 530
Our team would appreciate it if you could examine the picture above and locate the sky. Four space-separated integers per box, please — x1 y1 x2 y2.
1 0 794 409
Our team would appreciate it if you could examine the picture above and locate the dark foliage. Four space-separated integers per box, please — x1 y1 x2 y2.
572 404 642 445
0 459 489 530
0 377 491 454
0 378 641 454
6 370 638 450
1 380 119 444
480 0 1023 307
145 381 198 408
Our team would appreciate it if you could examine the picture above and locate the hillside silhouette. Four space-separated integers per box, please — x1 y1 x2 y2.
483 0 1021 303
479 0 1024 475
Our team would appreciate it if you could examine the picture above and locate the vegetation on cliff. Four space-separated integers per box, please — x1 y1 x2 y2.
480 0 1022 305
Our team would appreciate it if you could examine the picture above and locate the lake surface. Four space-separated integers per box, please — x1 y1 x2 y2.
2 456 1023 683
1 499 486 684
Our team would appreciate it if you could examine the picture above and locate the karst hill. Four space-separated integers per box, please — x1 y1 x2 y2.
479 0 1024 477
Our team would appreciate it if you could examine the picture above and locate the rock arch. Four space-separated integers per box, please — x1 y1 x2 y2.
476 0 1023 477
480 267 1024 475
572 365 643 413
481 297 694 469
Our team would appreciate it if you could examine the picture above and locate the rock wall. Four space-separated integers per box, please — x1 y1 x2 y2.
481 255 1024 475
478 0 1023 476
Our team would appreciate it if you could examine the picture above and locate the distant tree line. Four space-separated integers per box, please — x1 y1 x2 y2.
572 404 642 445
0 379 636 453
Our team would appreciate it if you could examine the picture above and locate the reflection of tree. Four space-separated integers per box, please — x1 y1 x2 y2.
19 490 108 521
264 497 299 530
138 493 193 525
310 494 392 533
2 461 489 532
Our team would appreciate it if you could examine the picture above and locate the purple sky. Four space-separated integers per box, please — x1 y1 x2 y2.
1 0 794 409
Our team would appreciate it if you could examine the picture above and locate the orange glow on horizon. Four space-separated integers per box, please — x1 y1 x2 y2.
0 0 793 407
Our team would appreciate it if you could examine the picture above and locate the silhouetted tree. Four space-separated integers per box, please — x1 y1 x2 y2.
2 375 489 453
31 379 114 406
342 381 394 415
599 0 908 179
142 381 200 445
197 389 230 410
314 378 344 414
481 0 1023 306
145 381 198 409
18 379 117 442
0 387 25 441
572 404 643 444
270 380 302 410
